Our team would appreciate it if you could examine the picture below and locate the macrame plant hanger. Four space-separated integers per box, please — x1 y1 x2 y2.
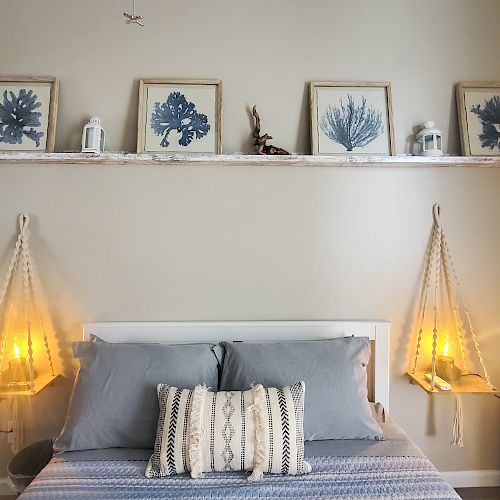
409 204 497 447
0 214 56 452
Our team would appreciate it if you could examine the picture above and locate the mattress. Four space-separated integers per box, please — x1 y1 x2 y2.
20 420 459 499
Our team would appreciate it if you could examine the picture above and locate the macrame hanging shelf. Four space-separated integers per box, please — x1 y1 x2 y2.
0 214 60 398
408 204 498 445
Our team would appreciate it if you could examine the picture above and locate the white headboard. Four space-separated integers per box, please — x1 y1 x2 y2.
82 320 390 410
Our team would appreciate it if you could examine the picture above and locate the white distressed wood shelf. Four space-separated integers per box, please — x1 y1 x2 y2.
0 152 499 168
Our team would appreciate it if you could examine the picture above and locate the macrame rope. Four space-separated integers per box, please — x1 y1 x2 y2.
0 213 56 392
441 222 492 387
20 216 35 391
0 226 23 308
452 394 464 447
430 206 442 390
411 228 437 373
7 398 23 453
464 310 492 388
0 227 23 365
0 300 15 372
24 235 55 376
412 210 445 374
440 236 469 372
433 208 466 448
412 204 496 448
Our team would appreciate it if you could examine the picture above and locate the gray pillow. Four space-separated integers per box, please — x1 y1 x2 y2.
219 337 383 441
54 341 223 452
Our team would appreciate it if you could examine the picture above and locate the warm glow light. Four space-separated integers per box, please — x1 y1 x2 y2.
13 338 21 359
443 334 449 357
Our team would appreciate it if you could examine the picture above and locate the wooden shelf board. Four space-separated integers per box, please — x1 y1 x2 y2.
0 373 61 398
0 152 499 168
408 371 499 395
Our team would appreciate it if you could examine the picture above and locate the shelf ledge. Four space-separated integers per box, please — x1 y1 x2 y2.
408 371 499 395
0 152 499 168
0 373 62 398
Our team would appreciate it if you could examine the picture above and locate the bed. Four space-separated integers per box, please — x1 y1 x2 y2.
19 321 459 499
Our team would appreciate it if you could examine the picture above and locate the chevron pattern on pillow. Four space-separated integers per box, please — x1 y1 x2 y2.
146 382 311 481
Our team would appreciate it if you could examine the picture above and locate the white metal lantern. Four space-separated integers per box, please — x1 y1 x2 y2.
81 116 106 154
416 121 443 157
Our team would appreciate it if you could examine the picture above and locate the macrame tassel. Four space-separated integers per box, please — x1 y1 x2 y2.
452 394 464 447
188 384 207 478
248 384 269 482
7 398 22 454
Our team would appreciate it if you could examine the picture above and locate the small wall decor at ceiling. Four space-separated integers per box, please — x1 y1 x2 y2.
415 121 443 157
310 81 395 156
251 106 289 155
137 79 222 154
456 82 500 156
0 77 59 153
0 214 60 452
81 116 106 154
408 204 498 447
124 0 144 26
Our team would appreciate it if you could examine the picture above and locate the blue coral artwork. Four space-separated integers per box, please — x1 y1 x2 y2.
0 83 51 151
320 94 383 152
144 84 217 153
316 86 390 155
150 92 210 148
0 89 43 146
470 95 500 153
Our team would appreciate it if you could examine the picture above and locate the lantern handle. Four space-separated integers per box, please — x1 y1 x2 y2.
432 204 441 227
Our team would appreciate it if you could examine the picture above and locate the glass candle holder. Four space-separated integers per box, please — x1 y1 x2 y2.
436 354 462 382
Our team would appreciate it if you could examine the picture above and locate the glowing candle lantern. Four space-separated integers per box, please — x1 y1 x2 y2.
6 336 30 388
443 335 450 357
14 340 20 359
1 333 31 390
436 334 462 382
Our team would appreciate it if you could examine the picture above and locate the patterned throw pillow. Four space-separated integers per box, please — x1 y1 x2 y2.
146 382 311 481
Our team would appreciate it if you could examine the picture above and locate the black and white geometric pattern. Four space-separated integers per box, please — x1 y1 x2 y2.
221 392 236 471
146 382 311 480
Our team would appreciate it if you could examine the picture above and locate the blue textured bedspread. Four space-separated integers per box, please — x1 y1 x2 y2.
20 455 459 499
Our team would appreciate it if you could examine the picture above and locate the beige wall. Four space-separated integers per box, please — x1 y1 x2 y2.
1 0 499 478
1 164 499 476
2 0 500 154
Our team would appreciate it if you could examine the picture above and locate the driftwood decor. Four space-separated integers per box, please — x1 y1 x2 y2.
251 106 289 155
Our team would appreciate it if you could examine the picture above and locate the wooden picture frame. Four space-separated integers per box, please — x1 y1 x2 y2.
0 76 59 152
456 82 500 156
310 81 395 156
137 78 222 154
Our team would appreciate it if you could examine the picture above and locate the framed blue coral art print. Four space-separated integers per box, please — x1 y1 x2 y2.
310 81 395 156
456 82 500 156
137 79 222 154
0 77 59 153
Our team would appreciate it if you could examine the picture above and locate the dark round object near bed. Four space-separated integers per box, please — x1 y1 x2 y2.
8 439 53 493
